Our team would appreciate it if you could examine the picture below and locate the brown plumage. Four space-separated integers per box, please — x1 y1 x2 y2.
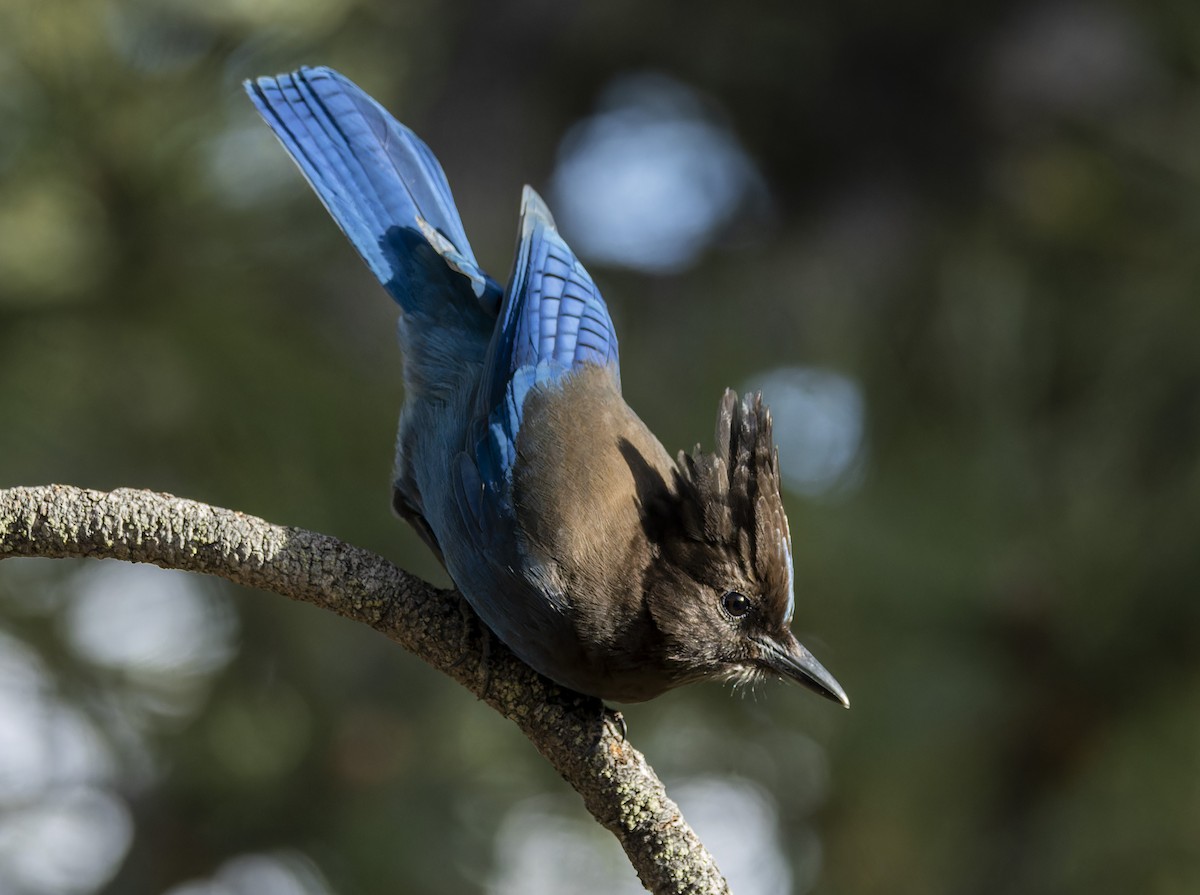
510 368 846 704
248 66 845 706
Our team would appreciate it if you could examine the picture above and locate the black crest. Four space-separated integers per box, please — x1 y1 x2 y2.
675 390 795 620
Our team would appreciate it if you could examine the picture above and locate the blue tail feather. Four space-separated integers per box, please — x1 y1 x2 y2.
246 66 497 311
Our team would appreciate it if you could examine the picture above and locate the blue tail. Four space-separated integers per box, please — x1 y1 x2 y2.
245 66 500 313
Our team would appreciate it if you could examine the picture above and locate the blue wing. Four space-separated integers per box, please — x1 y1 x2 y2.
245 66 502 312
499 187 621 382
454 187 620 547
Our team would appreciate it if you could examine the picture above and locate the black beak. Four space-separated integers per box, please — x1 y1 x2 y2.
755 633 849 708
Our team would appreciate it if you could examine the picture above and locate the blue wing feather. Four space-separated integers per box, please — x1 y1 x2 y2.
463 187 620 515
246 66 501 310
509 189 618 375
452 191 617 623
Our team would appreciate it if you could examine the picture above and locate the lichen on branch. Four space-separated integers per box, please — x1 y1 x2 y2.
0 484 729 895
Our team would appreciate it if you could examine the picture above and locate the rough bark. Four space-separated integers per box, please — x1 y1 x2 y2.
0 484 730 895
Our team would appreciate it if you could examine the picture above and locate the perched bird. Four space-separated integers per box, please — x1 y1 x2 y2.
246 66 847 707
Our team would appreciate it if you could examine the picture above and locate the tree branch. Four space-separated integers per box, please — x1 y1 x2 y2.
0 484 729 895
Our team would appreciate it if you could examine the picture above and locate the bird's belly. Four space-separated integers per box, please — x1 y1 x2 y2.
400 370 680 702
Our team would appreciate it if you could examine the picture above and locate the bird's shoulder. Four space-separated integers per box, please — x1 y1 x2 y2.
511 365 675 573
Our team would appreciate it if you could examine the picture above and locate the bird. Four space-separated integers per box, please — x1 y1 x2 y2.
245 66 848 707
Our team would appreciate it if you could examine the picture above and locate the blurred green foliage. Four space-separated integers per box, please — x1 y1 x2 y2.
2 1 1200 894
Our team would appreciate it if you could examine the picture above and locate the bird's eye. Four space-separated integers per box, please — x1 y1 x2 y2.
721 591 751 618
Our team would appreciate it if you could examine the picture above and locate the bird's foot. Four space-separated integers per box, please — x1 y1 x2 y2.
604 705 627 742
586 704 627 756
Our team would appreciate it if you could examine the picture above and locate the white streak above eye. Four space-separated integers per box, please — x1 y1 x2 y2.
782 533 795 625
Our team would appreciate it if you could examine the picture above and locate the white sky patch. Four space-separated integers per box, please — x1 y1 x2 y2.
0 563 244 895
751 367 867 498
674 776 798 895
64 561 236 679
164 852 335 895
0 632 115 802
549 72 765 274
0 787 133 895
489 775 798 895
207 123 307 208
489 794 642 895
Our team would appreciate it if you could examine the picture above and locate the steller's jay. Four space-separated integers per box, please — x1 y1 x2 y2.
246 66 847 707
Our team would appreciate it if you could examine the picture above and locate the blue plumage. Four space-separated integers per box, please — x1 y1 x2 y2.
470 187 619 502
508 188 618 373
247 67 847 707
247 67 499 310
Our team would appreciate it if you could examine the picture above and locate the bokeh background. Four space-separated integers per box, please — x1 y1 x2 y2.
2 1 1199 893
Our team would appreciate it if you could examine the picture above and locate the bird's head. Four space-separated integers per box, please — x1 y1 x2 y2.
641 390 848 707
